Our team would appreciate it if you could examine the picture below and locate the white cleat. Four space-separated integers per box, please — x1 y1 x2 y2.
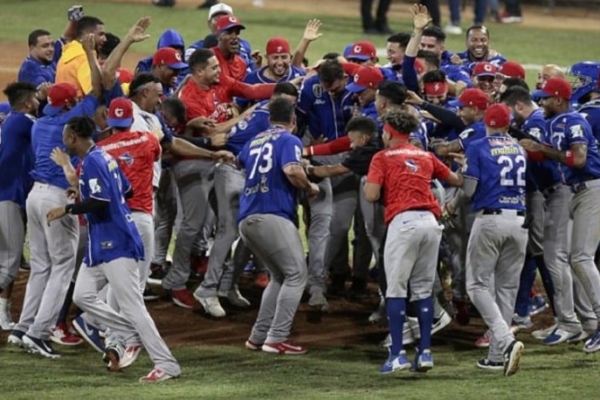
194 293 226 318
218 287 250 308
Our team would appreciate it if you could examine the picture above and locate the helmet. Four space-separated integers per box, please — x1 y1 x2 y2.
566 61 600 104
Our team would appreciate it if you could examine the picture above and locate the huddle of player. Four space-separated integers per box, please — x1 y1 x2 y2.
1 2 600 382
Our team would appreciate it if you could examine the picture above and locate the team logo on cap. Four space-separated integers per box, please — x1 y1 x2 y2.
313 84 323 98
229 16 237 23
114 108 124 117
354 45 362 53
484 64 493 72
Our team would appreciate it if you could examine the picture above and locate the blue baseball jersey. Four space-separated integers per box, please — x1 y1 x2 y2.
457 120 486 151
464 134 526 211
18 39 63 86
547 111 600 185
441 64 472 86
0 111 35 208
577 99 600 145
521 108 559 192
30 95 98 189
409 119 429 150
297 75 354 141
235 65 305 109
185 38 254 72
237 126 303 223
227 100 271 155
455 50 506 74
79 146 144 267
360 101 380 129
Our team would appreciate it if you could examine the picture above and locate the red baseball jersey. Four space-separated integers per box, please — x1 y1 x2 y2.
367 143 451 224
178 74 275 123
97 131 161 215
212 46 247 81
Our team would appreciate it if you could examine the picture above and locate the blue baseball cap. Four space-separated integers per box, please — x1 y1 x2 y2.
0 102 10 121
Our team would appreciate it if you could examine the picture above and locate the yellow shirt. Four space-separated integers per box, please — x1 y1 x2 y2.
55 41 92 97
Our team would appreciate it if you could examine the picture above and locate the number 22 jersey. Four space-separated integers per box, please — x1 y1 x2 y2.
237 126 303 223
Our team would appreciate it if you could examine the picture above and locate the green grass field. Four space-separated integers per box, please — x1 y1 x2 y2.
2 1 599 398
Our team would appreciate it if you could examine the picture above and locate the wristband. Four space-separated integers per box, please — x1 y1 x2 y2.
565 150 575 167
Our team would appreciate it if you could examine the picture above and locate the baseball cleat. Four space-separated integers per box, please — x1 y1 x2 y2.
50 323 83 346
218 287 250 308
380 350 411 374
194 293 226 318
566 331 589 344
431 310 452 335
308 291 329 312
262 341 307 355
531 322 558 340
477 358 504 371
543 328 584 346
0 306 15 331
529 295 549 317
416 349 434 372
7 329 26 348
119 345 142 369
139 368 179 383
22 335 61 359
171 289 195 309
72 316 105 353
583 329 600 353
503 340 524 377
475 330 492 348
103 344 124 372
245 340 263 351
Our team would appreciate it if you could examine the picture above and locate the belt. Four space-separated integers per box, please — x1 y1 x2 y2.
482 208 525 217
571 178 600 194
541 183 561 198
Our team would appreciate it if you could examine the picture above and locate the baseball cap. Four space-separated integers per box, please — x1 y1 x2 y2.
208 3 233 20
484 103 511 128
43 83 78 116
0 102 10 121
107 97 134 129
215 15 245 33
473 61 498 77
532 76 572 100
152 47 187 70
450 88 489 110
346 66 384 93
266 37 290 56
498 61 526 80
346 41 376 61
116 67 133 84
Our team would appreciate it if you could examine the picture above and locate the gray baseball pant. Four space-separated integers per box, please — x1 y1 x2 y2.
15 183 79 340
306 178 333 296
466 211 528 363
444 187 470 300
0 201 25 291
241 214 307 344
358 176 385 272
570 184 600 323
197 163 244 297
352 203 373 281
384 211 443 300
327 174 359 277
542 185 581 332
153 169 178 266
163 160 214 291
74 258 180 376
527 190 545 257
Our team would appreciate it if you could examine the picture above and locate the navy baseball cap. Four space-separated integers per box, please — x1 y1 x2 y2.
43 83 78 116
107 97 134 129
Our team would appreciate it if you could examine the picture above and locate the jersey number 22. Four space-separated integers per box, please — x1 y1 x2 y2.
498 155 525 186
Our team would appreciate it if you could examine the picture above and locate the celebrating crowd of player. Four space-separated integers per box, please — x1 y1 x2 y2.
1 2 600 382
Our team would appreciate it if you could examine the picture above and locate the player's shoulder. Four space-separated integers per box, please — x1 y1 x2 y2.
290 65 307 77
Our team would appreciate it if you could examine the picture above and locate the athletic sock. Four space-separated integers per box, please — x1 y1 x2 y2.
515 256 537 318
416 297 434 352
534 255 556 315
386 297 406 356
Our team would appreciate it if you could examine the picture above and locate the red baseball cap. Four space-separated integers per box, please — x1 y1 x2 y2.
347 41 376 61
43 82 78 116
498 61 525 80
473 61 498 77
452 88 489 110
347 66 384 93
116 67 133 84
107 97 134 129
484 103 511 128
215 15 245 33
533 76 572 100
266 37 290 56
152 47 187 70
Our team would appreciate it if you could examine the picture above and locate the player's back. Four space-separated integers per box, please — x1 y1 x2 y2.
237 126 303 223
0 112 35 204
226 101 271 155
80 148 143 266
466 135 526 211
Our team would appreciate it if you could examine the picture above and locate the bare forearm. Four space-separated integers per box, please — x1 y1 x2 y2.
309 164 348 178
102 37 134 88
406 29 423 58
85 48 102 97
168 137 215 159
286 168 312 191
292 39 311 68
61 164 78 187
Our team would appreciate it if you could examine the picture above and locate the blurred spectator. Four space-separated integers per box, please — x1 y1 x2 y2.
361 0 392 35
445 0 487 35
420 0 441 27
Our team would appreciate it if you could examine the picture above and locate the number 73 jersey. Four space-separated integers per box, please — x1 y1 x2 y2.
463 135 526 212
237 126 304 224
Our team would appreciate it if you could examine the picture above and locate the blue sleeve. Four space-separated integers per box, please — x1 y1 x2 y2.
296 80 315 115
53 39 65 63
445 65 472 86
18 62 48 87
463 143 481 180
278 135 303 170
83 156 111 202
564 118 590 147
401 55 420 93
238 142 250 169
523 120 546 143
156 113 174 145
63 95 99 119
103 81 125 106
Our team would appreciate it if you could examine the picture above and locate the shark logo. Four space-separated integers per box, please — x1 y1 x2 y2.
405 159 418 173
119 153 134 166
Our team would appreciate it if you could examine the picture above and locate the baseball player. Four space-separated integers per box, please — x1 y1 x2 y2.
211 15 248 81
194 82 299 317
453 25 506 72
46 116 180 383
240 97 319 355
135 29 185 73
0 83 39 330
452 103 527 376
536 64 565 90
365 109 462 374
8 34 101 357
522 77 600 353
18 30 58 87
568 61 600 142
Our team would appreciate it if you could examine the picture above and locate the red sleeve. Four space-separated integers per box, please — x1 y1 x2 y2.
431 154 452 180
366 151 386 185
179 83 209 120
306 136 351 156
227 75 275 100
341 62 361 77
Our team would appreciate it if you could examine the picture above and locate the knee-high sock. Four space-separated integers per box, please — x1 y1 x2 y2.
515 256 537 318
416 297 434 351
387 297 407 356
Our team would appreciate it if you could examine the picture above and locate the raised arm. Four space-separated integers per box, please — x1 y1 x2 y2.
81 34 102 98
292 19 322 69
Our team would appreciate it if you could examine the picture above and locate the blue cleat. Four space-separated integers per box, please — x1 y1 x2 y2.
380 350 411 374
72 315 105 353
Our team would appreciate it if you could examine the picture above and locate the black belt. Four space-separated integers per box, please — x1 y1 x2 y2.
482 209 525 216
541 184 560 198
